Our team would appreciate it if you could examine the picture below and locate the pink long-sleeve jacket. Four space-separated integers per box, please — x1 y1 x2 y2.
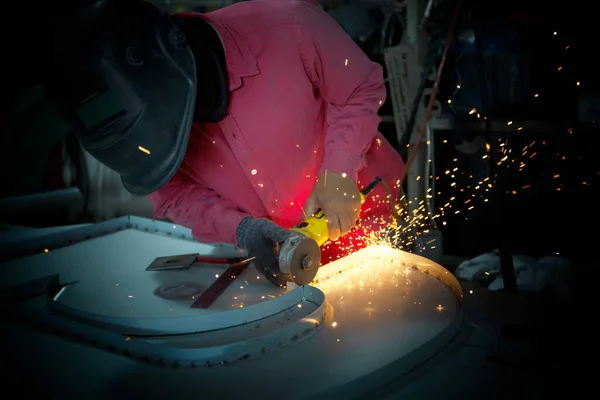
148 0 406 259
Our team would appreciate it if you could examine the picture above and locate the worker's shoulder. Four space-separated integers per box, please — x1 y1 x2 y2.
210 0 322 34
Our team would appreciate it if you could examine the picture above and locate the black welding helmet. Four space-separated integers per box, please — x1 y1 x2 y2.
42 0 197 196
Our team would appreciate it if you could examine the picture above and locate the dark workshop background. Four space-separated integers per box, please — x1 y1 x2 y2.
426 0 599 263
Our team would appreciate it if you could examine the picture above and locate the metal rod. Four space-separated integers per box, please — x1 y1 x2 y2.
473 4 517 293
499 245 518 293
190 262 249 309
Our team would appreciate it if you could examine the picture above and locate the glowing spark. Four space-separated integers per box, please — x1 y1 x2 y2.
138 146 151 155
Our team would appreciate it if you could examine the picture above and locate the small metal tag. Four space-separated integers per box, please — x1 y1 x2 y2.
146 253 199 271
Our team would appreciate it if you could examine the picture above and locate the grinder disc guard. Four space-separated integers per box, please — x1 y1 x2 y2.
278 234 320 285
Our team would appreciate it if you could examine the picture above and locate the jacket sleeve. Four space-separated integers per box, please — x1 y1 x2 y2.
296 0 386 181
147 171 249 244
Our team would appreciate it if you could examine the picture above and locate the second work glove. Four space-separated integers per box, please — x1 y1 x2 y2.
236 216 291 286
304 171 362 242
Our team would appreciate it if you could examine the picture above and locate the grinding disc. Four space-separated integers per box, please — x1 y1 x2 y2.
278 234 321 285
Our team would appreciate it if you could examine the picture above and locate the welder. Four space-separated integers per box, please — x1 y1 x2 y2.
28 0 405 282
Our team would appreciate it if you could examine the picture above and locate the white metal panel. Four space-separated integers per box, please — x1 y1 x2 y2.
0 217 463 399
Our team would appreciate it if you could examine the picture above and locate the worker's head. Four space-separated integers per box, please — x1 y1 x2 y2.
11 0 207 196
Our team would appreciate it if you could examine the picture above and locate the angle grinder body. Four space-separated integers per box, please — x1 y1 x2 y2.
277 177 382 285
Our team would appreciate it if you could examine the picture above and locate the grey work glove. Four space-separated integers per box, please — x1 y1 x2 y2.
236 217 291 286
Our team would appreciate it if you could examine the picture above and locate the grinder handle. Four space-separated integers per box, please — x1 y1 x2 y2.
290 177 381 246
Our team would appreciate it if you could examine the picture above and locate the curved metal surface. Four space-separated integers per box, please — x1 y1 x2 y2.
314 244 464 302
3 292 328 366
0 217 463 399
47 283 325 336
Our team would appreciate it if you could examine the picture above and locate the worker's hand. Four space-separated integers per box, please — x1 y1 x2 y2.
304 171 362 242
236 217 290 286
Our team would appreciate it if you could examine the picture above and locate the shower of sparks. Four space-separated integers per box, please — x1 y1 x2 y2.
310 125 597 266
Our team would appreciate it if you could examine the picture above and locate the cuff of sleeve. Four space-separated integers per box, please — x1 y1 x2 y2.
223 210 250 245
319 150 361 182
235 216 254 248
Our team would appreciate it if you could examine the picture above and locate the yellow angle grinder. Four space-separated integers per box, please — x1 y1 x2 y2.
278 176 382 285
